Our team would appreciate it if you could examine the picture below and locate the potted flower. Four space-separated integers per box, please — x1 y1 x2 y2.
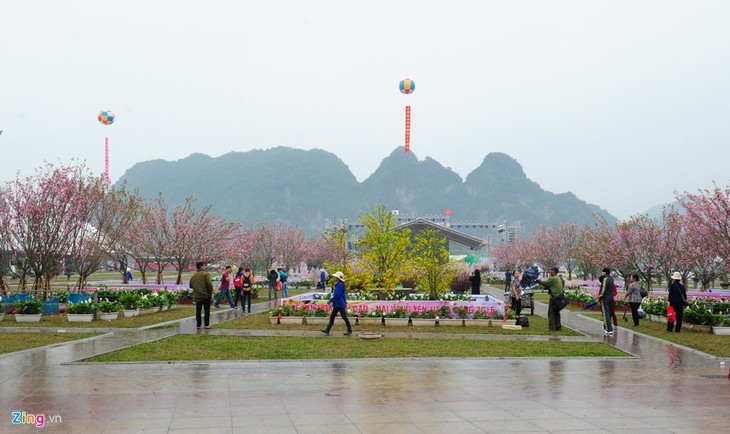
436 305 463 327
269 301 303 325
178 289 194 305
166 291 180 309
66 299 95 322
358 308 385 326
304 303 330 325
384 306 409 326
466 308 492 327
712 315 730 335
14 298 44 322
119 292 141 317
411 309 437 327
97 298 120 321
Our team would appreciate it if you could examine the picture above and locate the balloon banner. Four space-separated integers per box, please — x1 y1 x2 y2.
405 105 411 154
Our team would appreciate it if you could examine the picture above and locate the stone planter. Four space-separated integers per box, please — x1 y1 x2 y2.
270 316 279 325
712 326 730 335
688 324 711 333
305 317 329 325
464 319 491 327
123 309 140 318
278 316 303 325
384 318 409 326
15 314 42 323
67 314 94 323
410 318 436 327
99 312 119 321
160 305 169 311
357 317 384 326
437 318 464 327
0 313 4 322
168 304 178 310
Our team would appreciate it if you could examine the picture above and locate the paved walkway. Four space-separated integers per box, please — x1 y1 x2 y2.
1 289 729 433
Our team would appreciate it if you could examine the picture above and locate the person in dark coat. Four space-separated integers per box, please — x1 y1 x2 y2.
189 262 214 329
667 271 687 332
469 269 482 295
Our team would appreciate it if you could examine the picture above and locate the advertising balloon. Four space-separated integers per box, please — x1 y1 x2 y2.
97 110 115 125
399 78 415 94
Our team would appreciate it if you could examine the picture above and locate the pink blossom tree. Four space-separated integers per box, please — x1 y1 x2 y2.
0 162 102 296
68 184 142 288
678 184 730 286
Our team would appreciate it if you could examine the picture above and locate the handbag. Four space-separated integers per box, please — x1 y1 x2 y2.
639 288 648 298
276 281 282 292
667 305 676 322
555 293 570 311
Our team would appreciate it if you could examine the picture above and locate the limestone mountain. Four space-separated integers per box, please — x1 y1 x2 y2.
117 146 616 235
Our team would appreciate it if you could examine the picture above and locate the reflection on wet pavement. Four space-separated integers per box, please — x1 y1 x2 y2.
1 293 728 433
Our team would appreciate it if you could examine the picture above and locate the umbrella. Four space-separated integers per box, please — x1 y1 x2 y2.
583 300 598 310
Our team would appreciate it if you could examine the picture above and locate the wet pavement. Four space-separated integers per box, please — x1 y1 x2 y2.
1 290 729 433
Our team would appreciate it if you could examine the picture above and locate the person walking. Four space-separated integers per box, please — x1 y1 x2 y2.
510 270 522 318
624 273 643 326
267 267 279 300
505 270 512 292
598 268 615 336
189 261 214 329
469 269 482 295
278 267 289 298
240 267 254 314
319 269 327 291
214 265 235 309
321 271 352 336
537 266 564 331
667 271 687 332
232 266 244 310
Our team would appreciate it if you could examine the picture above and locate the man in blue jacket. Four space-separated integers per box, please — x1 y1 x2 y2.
321 271 352 336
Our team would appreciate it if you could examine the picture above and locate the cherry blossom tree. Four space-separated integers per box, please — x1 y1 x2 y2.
678 184 730 283
528 225 563 275
0 162 102 296
68 184 142 288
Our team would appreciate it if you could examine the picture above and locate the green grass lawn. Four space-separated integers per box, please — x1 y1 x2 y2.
1 333 97 355
0 306 196 328
215 313 583 336
87 334 627 362
580 312 730 357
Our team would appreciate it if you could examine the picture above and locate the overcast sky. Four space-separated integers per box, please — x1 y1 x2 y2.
2 1 729 219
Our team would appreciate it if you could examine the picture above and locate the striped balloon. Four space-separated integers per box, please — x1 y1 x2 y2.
97 110 115 125
399 78 415 94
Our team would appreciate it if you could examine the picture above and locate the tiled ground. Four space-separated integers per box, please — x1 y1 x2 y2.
1 289 728 433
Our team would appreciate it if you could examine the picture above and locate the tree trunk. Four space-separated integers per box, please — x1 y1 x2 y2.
156 269 163 284
141 271 148 284
176 269 183 285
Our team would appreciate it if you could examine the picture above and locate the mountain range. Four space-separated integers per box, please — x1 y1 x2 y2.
117 146 616 236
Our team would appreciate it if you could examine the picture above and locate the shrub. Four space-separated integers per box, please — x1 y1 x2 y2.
67 300 94 314
449 271 471 293
13 298 43 315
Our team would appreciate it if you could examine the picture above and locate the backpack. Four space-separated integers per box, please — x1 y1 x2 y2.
516 316 529 327
243 274 252 286
233 274 243 287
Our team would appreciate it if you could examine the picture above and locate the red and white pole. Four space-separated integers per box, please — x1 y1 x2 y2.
404 106 411 154
104 136 110 183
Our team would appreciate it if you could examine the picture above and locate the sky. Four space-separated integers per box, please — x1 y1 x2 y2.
2 0 729 220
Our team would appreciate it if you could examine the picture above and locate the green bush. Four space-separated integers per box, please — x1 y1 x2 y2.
13 298 43 314
67 300 94 314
